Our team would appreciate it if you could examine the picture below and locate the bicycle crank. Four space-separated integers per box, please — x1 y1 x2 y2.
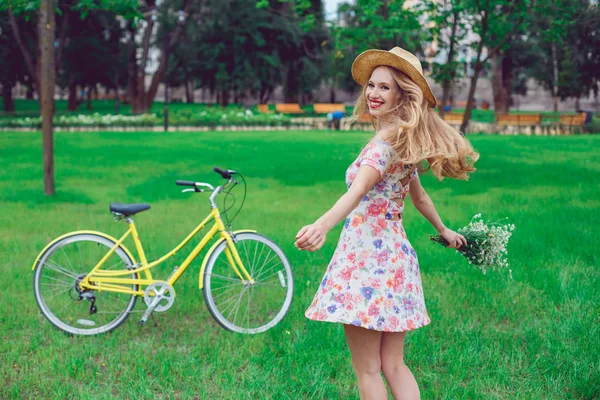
140 282 176 325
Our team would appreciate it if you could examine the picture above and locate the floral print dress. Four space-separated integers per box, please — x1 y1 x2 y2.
305 140 431 332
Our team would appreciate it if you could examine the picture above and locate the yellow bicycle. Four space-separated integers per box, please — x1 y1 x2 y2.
32 168 294 335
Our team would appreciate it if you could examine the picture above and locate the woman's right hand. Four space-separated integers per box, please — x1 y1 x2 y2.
439 227 467 249
295 222 328 252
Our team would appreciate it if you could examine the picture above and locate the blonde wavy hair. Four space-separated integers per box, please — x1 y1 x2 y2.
351 67 479 180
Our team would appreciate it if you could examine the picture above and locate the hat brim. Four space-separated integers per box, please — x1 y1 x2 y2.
351 49 437 108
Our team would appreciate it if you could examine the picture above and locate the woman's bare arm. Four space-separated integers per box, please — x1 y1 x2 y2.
295 166 381 252
408 175 467 248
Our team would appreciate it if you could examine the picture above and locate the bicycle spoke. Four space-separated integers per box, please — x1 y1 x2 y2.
40 282 72 289
42 286 72 299
251 240 260 276
211 285 242 302
229 288 247 324
40 273 72 286
60 247 76 274
254 252 279 281
42 260 79 279
103 258 128 271
254 261 284 282
253 242 266 278
209 273 243 283
223 290 245 320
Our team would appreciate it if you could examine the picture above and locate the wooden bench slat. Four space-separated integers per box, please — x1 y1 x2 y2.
258 104 271 113
275 103 305 114
559 113 586 126
443 112 464 124
313 103 346 114
496 114 542 125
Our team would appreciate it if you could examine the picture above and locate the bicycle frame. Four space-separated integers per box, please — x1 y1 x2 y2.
76 207 256 296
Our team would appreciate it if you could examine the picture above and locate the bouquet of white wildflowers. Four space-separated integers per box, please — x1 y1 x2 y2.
430 214 515 277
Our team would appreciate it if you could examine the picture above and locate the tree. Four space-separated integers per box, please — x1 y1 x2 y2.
59 10 128 111
1 0 140 196
419 0 469 116
186 0 328 106
459 0 530 133
489 38 535 113
126 0 192 114
0 13 26 111
39 0 55 195
328 0 423 98
526 0 600 109
1 1 139 100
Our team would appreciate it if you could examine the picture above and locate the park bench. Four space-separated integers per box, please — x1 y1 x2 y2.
443 112 464 125
275 103 305 114
559 113 586 126
257 104 272 113
559 113 587 134
313 103 346 114
496 114 542 126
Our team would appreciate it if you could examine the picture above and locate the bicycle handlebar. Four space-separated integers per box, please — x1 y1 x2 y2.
213 167 236 179
176 168 241 210
176 180 196 187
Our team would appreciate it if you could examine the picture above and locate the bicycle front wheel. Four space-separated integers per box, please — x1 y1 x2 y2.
33 233 138 335
203 232 294 334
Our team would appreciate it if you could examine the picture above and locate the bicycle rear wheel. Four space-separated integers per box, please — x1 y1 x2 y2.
33 233 138 335
203 232 293 334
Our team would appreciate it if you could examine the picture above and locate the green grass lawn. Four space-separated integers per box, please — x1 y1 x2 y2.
0 130 598 399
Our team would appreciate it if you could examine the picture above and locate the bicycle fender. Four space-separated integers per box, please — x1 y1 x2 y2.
31 230 138 270
199 230 257 289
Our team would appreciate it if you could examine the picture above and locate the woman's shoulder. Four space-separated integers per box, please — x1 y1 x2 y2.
361 139 397 156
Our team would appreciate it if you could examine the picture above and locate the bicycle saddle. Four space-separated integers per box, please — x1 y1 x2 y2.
109 202 151 216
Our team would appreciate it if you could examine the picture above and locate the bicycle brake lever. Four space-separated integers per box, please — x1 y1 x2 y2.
182 188 197 193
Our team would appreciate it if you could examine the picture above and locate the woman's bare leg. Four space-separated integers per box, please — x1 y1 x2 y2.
380 332 420 400
344 324 387 400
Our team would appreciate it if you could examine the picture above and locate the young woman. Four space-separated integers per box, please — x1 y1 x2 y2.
295 47 479 399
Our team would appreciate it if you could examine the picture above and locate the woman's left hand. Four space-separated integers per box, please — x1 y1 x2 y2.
439 227 467 249
295 223 328 252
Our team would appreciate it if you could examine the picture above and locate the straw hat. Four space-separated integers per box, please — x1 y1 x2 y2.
351 47 437 108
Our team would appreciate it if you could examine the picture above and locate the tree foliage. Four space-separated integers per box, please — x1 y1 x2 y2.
526 0 600 102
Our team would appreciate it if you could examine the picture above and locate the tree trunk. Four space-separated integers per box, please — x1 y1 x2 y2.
114 89 120 114
460 61 483 134
68 81 78 111
9 11 41 97
283 64 297 103
492 52 508 114
185 77 194 103
329 86 336 103
2 82 15 112
552 42 559 112
502 55 513 112
40 0 56 196
127 23 139 111
219 90 230 107
440 80 451 117
86 85 93 111
139 0 192 113
439 10 459 118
